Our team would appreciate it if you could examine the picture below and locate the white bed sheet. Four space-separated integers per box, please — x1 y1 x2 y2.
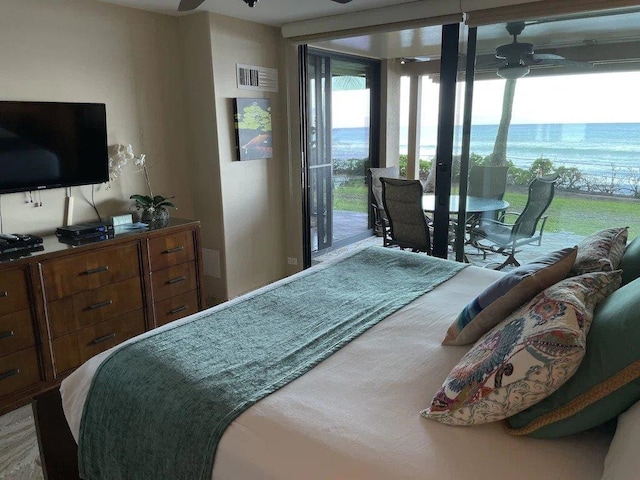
61 258 612 480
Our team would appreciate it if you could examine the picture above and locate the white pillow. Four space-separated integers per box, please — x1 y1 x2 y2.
601 400 640 480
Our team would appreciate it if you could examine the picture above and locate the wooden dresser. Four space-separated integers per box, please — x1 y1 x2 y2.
0 218 205 415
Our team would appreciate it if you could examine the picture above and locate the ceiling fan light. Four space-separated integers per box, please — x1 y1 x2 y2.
497 64 530 79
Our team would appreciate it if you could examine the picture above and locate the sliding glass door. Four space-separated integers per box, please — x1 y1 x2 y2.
464 10 640 268
304 50 380 264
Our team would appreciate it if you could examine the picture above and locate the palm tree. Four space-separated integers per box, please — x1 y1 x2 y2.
488 78 517 166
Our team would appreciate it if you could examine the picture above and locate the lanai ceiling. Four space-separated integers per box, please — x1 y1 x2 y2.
312 9 640 61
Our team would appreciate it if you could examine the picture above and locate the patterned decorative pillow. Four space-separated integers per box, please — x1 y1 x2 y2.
572 227 628 275
507 277 640 438
443 247 577 346
422 270 622 426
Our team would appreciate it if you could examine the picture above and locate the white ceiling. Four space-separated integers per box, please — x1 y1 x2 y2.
96 0 419 27
96 0 640 64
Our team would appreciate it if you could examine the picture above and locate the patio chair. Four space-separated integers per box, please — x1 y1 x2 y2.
467 165 509 225
369 166 399 241
469 176 556 270
468 165 509 200
380 177 431 254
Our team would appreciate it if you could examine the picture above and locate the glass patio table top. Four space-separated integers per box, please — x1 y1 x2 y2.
422 194 509 214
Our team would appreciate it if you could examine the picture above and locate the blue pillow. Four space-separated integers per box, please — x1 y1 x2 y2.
442 247 577 346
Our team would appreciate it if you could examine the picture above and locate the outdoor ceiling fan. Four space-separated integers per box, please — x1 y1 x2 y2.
489 21 590 79
178 0 352 11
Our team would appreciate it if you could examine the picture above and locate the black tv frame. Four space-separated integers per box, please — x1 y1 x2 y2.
0 101 108 194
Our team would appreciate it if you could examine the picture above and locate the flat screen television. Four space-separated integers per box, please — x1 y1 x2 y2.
0 101 108 194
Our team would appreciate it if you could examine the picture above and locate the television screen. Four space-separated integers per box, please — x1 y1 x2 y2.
0 101 108 194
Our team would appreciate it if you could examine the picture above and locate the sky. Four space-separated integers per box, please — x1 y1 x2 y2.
332 70 640 128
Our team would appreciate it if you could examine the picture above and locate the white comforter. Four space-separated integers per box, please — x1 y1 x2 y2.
61 255 611 480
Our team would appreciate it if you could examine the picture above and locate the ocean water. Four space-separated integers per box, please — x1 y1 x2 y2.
332 123 640 180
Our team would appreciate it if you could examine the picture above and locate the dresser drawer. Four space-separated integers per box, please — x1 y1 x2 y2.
47 277 144 338
0 267 30 316
52 309 145 375
41 243 140 301
148 230 195 272
0 309 36 356
0 347 42 398
154 290 199 328
152 262 197 303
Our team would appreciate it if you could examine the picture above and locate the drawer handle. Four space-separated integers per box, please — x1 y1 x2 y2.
90 333 116 345
167 276 187 285
0 330 15 340
163 246 184 255
87 299 113 310
0 368 19 382
84 266 109 275
170 305 188 315
0 291 7 298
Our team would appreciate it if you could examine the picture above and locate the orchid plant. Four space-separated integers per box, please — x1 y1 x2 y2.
107 144 176 213
129 153 176 213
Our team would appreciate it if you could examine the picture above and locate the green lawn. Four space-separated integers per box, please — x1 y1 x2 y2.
503 190 639 239
333 181 640 239
333 181 369 212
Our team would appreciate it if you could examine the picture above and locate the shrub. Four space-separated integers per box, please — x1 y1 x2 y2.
399 154 432 179
333 158 370 175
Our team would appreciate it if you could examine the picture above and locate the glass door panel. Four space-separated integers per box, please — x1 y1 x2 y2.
466 11 640 268
306 50 380 259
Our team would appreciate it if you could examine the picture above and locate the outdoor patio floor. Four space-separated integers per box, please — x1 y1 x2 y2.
314 209 585 269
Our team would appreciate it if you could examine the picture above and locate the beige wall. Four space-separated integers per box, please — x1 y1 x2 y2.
207 14 287 299
0 0 294 304
0 0 193 236
178 13 228 303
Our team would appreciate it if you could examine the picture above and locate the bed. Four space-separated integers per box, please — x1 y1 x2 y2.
34 237 640 480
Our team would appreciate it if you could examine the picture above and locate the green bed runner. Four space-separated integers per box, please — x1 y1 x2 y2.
78 246 466 480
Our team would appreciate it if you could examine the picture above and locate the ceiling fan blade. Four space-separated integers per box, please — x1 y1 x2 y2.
178 0 205 12
531 53 566 61
528 53 593 69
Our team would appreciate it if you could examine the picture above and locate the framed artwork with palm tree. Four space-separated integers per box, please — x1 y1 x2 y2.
234 98 272 161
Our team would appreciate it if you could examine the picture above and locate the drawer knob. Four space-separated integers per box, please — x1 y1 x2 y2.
0 368 19 382
84 265 109 275
170 305 188 315
0 330 15 340
163 246 184 255
0 291 7 298
167 276 187 285
87 299 113 310
90 332 116 345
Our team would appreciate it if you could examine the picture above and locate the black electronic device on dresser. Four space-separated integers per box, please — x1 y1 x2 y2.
55 221 115 245
0 233 43 255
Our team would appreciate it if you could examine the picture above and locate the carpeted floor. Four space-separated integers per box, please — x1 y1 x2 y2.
0 405 43 480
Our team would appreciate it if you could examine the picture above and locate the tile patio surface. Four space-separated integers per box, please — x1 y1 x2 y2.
314 209 585 269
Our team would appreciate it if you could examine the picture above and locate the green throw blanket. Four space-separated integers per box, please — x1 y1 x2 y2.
78 246 466 480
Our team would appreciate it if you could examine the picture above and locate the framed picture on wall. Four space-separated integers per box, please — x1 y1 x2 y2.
233 98 272 161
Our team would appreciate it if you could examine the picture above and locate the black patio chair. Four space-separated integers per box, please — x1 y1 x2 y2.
468 165 510 200
369 166 399 242
469 176 557 270
467 165 510 225
380 177 431 254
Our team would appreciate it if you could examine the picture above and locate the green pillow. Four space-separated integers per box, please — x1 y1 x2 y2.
507 277 640 438
620 235 640 285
